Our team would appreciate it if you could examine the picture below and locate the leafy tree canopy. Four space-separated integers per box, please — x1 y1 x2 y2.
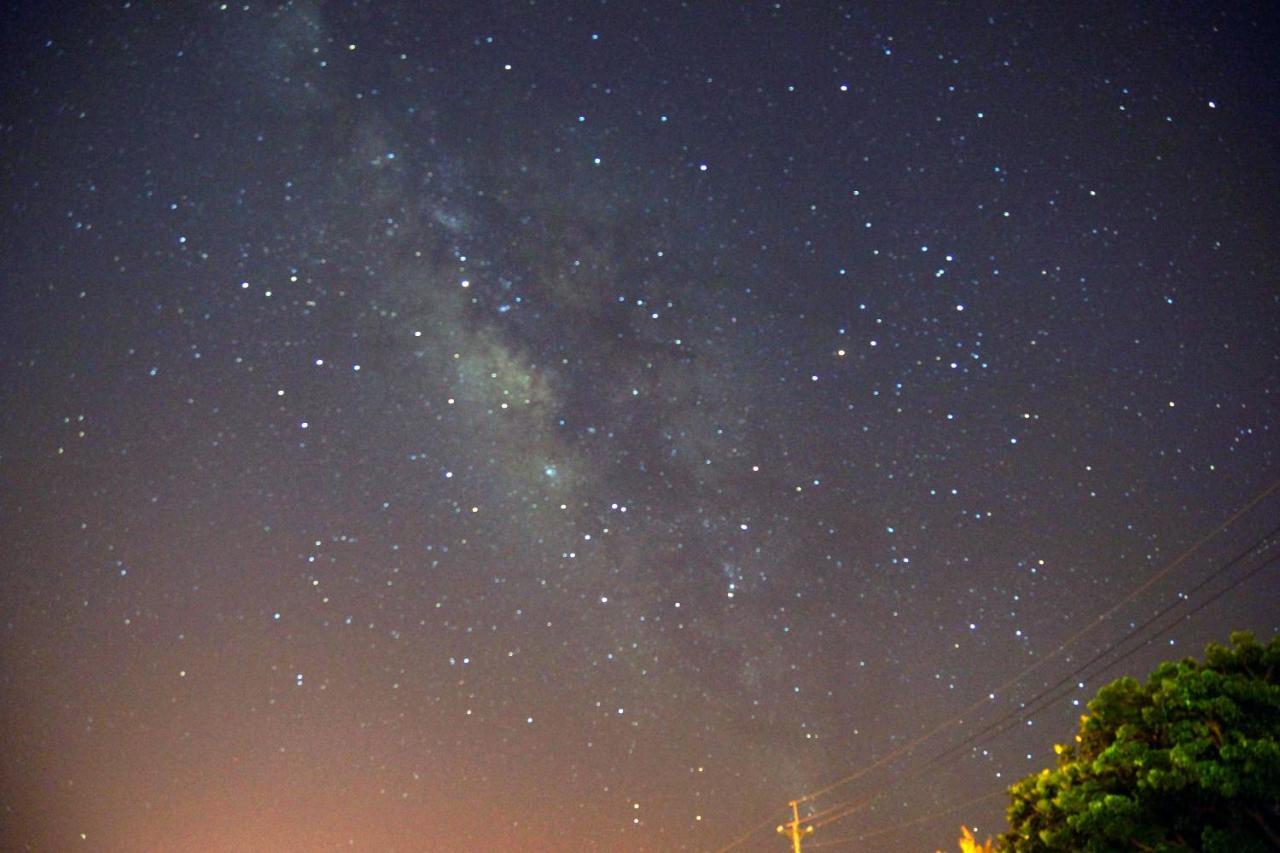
999 632 1280 852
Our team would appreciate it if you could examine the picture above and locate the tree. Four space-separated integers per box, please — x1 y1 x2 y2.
999 632 1280 852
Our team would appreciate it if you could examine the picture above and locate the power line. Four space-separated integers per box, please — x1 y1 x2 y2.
933 523 1280 766
791 477 1280 807
713 807 789 853
712 478 1280 851
873 556 1277 850
791 538 1280 839
803 788 1007 849
908 549 1280 791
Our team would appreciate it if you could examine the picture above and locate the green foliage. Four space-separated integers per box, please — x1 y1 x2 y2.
998 632 1280 852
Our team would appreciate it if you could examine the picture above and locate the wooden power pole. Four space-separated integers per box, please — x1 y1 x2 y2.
776 800 814 852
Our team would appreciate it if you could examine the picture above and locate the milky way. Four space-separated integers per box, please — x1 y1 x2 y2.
2 3 1277 850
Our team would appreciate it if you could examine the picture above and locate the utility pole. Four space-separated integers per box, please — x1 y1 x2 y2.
776 800 813 852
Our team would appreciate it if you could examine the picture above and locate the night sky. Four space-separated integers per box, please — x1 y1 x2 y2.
2 2 1278 851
